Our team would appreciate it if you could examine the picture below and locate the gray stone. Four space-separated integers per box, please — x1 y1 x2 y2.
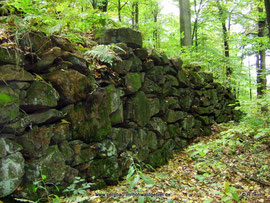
98 28 142 48
28 109 65 125
125 91 151 127
21 81 60 111
112 60 132 74
0 152 25 198
149 117 167 136
0 138 22 159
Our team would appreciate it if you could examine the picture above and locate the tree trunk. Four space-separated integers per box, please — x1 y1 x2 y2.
192 0 203 48
179 0 192 47
132 1 139 30
216 0 232 79
256 6 267 98
118 0 121 22
265 0 270 38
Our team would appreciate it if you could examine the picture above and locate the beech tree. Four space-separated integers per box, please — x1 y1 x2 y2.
179 0 192 47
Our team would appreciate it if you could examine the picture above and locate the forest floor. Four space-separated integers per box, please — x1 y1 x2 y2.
78 123 270 203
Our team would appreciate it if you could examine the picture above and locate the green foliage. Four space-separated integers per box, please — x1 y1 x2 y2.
63 176 93 196
85 45 122 66
14 172 60 203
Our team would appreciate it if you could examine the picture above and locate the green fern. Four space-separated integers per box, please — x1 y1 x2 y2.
85 45 122 66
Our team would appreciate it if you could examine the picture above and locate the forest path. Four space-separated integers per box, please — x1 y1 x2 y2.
83 124 270 203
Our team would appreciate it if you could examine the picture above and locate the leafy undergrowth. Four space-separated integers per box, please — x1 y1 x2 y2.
62 122 270 203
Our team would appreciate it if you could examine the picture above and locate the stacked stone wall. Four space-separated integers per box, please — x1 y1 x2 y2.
0 28 241 200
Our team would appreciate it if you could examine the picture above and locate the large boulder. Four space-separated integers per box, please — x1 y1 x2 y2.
97 28 143 48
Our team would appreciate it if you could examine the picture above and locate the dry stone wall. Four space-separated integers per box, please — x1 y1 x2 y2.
0 28 241 200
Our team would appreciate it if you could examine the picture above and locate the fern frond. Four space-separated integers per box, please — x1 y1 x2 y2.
85 44 122 66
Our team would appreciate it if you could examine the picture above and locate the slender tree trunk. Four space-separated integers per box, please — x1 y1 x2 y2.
265 0 270 38
118 0 122 22
153 15 159 48
179 0 192 47
192 0 203 48
132 1 139 30
135 2 139 29
216 0 231 79
256 6 267 98
248 59 252 101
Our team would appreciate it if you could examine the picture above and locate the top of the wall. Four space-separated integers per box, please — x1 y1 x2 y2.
96 28 143 48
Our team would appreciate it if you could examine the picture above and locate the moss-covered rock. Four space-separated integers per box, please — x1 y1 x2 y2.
148 97 160 117
0 47 24 65
28 109 65 125
0 65 33 81
142 77 162 94
129 54 142 72
44 69 92 105
112 60 132 74
0 86 20 124
110 128 133 152
35 47 62 72
170 57 183 70
149 117 167 136
19 32 52 55
168 124 182 138
125 73 142 93
68 90 112 142
21 81 60 111
146 66 165 84
87 157 120 185
24 145 66 184
16 126 53 158
95 139 117 158
134 48 148 60
177 68 190 87
174 137 188 149
182 115 195 131
192 106 214 115
164 110 186 123
125 91 151 127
